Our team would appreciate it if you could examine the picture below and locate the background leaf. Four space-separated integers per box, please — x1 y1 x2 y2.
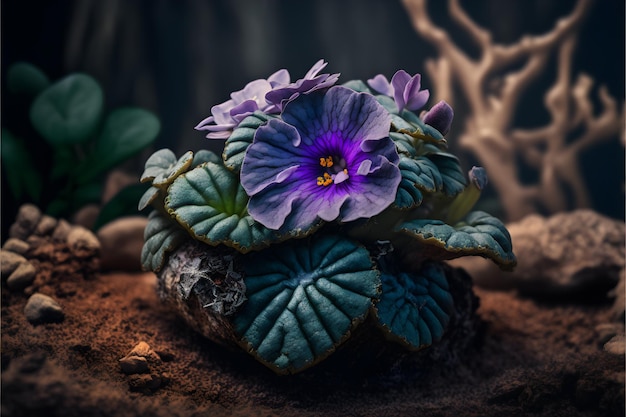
30 73 103 145
1 128 43 201
7 62 50 97
234 234 381 374
77 107 160 184
94 182 151 231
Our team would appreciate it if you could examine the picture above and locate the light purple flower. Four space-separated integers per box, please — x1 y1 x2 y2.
265 59 340 112
367 70 430 113
195 69 289 139
241 86 401 231
468 166 488 190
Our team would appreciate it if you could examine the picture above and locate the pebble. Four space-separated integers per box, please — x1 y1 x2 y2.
66 226 101 257
34 215 57 236
604 334 625 356
127 341 161 364
119 355 149 374
97 216 148 271
51 219 72 241
0 250 27 279
2 238 29 255
608 269 625 322
128 373 163 392
6 262 37 290
24 293 64 324
8 204 42 240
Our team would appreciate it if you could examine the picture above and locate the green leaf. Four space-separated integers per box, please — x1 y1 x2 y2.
223 112 273 172
393 155 441 209
341 79 372 93
234 234 381 374
94 182 151 231
138 186 161 211
69 182 103 212
7 62 50 97
165 162 279 253
394 211 517 270
141 210 189 272
140 149 193 188
78 107 160 184
0 129 43 202
191 149 221 167
374 262 453 350
427 153 467 197
30 73 103 145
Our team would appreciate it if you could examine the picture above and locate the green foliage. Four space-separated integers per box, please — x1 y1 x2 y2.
2 62 160 224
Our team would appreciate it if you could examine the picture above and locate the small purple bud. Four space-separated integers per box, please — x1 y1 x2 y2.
469 166 488 190
422 100 454 136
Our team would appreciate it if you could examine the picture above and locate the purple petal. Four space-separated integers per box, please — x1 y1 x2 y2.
469 166 488 190
367 74 393 96
267 69 290 87
391 70 411 112
229 100 259 122
422 100 454 135
403 74 430 111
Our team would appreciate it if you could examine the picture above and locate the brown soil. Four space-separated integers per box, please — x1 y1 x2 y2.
2 269 624 417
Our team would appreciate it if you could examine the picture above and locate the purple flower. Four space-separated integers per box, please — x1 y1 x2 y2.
367 70 430 113
468 166 488 190
265 59 340 112
241 86 401 231
195 70 289 139
422 100 454 136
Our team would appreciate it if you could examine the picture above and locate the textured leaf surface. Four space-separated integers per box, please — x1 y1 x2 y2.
234 234 380 374
165 162 278 253
375 262 453 350
223 112 273 172
394 155 440 209
141 210 189 272
30 73 103 145
395 211 516 269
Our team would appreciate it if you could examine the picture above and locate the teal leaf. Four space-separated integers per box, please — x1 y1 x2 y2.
234 234 381 374
395 211 516 270
393 155 441 209
341 79 372 93
0 129 42 201
427 152 467 197
141 210 189 272
374 262 454 350
191 149 221 167
223 112 273 172
77 107 160 184
30 73 103 145
141 149 194 188
94 182 151 231
138 186 161 211
7 62 50 97
165 162 279 253
390 132 418 157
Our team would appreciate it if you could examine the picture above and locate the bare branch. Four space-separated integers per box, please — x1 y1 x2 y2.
448 0 491 49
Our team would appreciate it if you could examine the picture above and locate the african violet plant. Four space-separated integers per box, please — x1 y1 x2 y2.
140 60 516 374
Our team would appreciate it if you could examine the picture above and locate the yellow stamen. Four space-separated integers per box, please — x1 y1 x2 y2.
317 172 333 187
319 156 333 168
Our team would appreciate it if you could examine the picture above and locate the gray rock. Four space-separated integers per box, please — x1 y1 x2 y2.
97 216 148 271
34 215 58 237
66 226 101 257
119 355 149 374
2 238 29 255
604 334 625 356
0 250 27 279
6 262 37 290
24 293 64 324
72 204 100 230
51 219 72 242
9 204 42 240
457 210 624 298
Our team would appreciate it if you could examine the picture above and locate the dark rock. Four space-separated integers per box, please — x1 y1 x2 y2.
0 250 27 279
608 269 625 322
34 215 58 237
119 356 149 374
24 293 64 324
128 373 162 393
2 238 29 255
97 216 148 271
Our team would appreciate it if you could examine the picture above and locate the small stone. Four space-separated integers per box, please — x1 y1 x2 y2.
608 269 625 322
119 355 149 374
72 204 100 230
24 293 64 324
127 341 161 364
34 215 58 237
128 373 162 392
0 250 27 279
66 226 101 257
604 334 625 356
2 238 29 255
97 216 148 271
596 323 624 345
51 219 72 241
6 262 37 290
8 204 42 240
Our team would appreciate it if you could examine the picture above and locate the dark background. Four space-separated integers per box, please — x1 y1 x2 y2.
2 0 624 230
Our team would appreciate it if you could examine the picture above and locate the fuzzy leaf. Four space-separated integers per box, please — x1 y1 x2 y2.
395 211 516 270
374 262 453 350
223 112 273 172
1 129 42 201
165 162 278 253
393 155 441 209
234 234 380 374
30 73 103 145
141 210 189 272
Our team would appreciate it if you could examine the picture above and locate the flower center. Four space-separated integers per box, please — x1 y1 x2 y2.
316 155 349 186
